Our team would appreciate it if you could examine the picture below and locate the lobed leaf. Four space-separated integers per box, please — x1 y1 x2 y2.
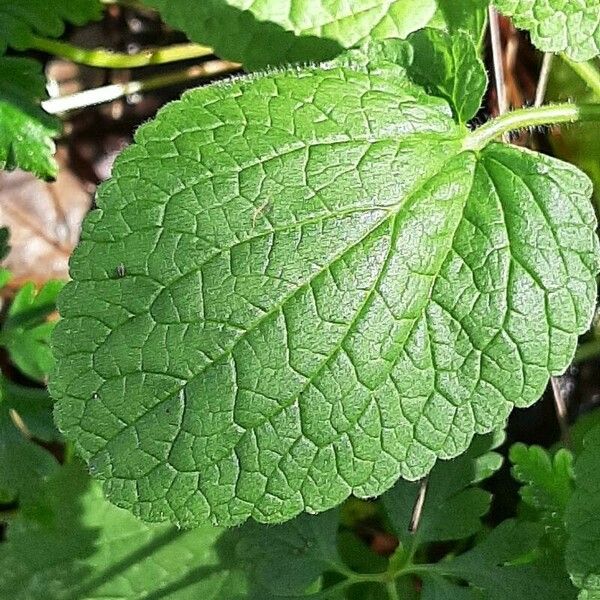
566 423 600 598
510 443 574 548
0 57 60 180
51 45 600 527
141 0 437 68
494 0 600 62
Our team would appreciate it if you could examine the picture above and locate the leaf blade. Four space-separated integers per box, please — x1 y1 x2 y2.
51 53 600 527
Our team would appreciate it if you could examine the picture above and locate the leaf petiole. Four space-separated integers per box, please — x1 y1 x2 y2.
465 102 600 151
29 35 213 69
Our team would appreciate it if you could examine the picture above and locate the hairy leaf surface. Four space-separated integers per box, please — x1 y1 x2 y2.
566 424 600 598
0 57 60 180
51 50 600 527
495 0 600 62
142 0 437 68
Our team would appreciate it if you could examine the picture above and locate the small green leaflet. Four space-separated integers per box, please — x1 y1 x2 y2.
51 41 600 527
566 423 600 598
0 0 103 52
0 57 60 180
0 280 64 382
141 0 437 68
510 443 574 548
494 0 600 62
403 29 487 123
383 432 503 546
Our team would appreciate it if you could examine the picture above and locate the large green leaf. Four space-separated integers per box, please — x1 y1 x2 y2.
495 0 600 62
142 0 437 68
0 0 103 52
51 44 600 527
383 432 503 546
0 57 60 180
566 423 600 598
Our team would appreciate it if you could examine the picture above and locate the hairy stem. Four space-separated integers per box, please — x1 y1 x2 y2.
29 35 213 68
465 103 600 150
561 56 600 97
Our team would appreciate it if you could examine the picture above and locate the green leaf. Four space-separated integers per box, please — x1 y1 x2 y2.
1 280 64 382
436 520 577 599
0 0 103 52
431 0 490 47
1 376 59 443
0 383 58 504
403 28 487 122
383 432 503 546
51 47 600 527
566 423 600 598
494 0 600 62
0 57 60 180
142 0 437 68
0 462 249 600
510 443 574 547
571 408 600 456
239 509 345 597
421 576 480 599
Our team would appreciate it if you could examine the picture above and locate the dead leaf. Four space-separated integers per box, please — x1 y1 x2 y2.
0 151 92 288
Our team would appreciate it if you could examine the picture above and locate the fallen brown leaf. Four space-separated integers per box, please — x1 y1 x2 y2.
0 151 92 288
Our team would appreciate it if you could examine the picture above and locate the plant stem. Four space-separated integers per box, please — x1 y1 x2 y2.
29 35 213 69
535 53 554 107
465 103 600 150
561 56 600 97
488 6 508 117
386 581 401 600
42 60 240 114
